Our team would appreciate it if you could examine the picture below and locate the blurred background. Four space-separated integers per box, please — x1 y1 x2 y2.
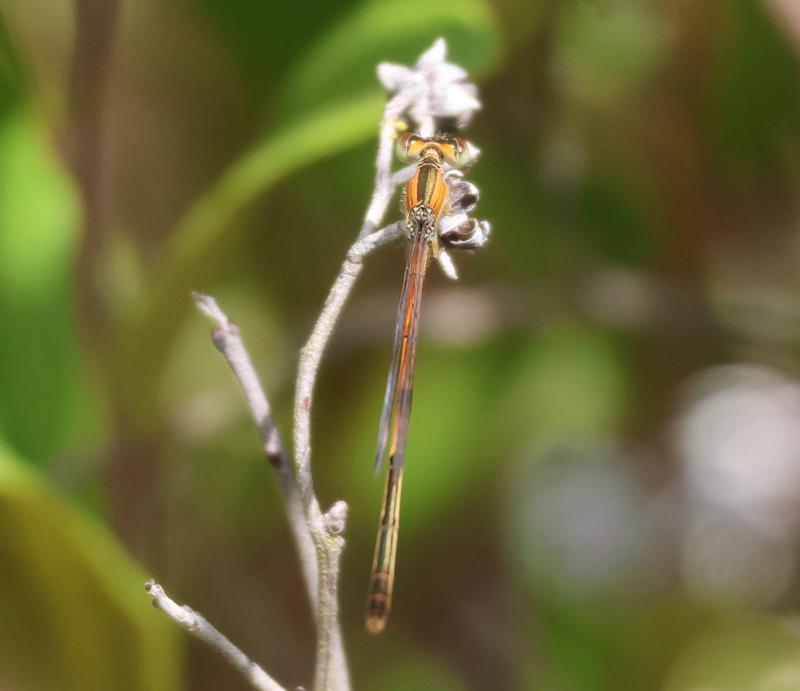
1 0 800 689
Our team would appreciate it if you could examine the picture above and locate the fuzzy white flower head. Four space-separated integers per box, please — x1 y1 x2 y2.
377 38 481 136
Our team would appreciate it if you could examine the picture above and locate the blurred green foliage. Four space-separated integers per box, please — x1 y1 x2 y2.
0 0 799 689
0 443 180 690
0 110 103 468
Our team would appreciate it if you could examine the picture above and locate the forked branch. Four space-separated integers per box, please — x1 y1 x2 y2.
143 38 483 691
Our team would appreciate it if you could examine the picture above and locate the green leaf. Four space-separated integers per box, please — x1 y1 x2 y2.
277 0 501 121
0 109 99 464
0 444 182 691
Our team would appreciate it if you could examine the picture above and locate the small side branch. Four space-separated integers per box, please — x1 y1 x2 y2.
193 291 318 609
293 220 401 691
194 291 357 690
293 221 404 500
142 38 478 691
287 101 406 688
145 580 286 691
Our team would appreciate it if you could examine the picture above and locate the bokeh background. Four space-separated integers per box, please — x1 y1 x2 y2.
2 0 800 689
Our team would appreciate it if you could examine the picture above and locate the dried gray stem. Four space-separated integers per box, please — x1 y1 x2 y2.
142 36 478 691
160 169 402 691
293 222 402 691
145 580 286 691
192 291 318 608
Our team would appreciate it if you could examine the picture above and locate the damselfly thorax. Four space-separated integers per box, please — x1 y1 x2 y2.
366 131 472 635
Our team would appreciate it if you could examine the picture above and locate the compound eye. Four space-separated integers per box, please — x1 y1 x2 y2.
441 137 472 168
395 132 423 163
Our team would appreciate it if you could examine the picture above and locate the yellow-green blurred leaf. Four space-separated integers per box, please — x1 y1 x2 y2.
0 444 182 691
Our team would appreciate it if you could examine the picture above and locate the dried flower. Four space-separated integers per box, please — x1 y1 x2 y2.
441 217 492 249
446 169 480 214
436 169 491 278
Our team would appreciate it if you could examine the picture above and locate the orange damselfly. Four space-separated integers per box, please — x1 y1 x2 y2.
366 131 472 634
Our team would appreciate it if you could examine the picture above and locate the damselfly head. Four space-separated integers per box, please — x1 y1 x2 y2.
396 132 473 169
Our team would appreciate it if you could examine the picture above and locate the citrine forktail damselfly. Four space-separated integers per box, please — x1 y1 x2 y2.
366 131 472 635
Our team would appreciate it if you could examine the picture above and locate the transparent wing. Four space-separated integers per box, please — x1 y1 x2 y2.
367 227 429 634
374 229 429 472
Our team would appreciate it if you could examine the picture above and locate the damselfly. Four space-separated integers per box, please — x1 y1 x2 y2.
366 131 472 634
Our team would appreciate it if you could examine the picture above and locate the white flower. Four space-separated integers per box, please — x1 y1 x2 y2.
377 38 482 134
